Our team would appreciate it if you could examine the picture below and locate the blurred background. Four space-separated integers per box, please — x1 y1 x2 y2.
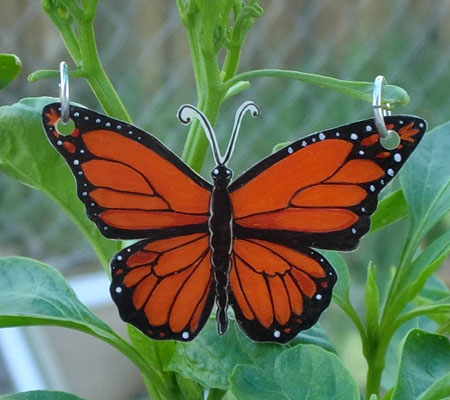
0 1 449 399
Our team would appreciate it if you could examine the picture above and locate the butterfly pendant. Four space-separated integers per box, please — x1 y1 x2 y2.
42 101 426 343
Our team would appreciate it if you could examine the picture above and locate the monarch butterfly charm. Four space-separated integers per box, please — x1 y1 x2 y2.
42 100 426 343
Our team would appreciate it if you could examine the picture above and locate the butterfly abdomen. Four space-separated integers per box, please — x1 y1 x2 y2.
209 167 233 335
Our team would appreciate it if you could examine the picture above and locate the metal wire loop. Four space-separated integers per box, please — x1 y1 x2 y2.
372 75 395 139
59 61 70 124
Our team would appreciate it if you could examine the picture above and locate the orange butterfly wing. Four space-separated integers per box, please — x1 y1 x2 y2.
42 103 212 239
110 233 214 340
230 239 336 342
228 115 426 341
230 116 426 250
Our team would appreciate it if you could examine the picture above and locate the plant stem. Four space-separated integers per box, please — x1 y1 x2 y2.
77 20 131 122
225 69 410 106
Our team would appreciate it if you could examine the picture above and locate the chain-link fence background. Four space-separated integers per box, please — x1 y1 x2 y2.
1 0 450 398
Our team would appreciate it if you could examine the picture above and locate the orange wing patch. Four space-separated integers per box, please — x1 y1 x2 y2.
291 184 367 207
237 208 358 233
110 233 214 341
230 140 353 219
82 130 210 214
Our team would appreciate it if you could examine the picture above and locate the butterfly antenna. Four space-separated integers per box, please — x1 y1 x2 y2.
177 104 222 165
221 101 260 165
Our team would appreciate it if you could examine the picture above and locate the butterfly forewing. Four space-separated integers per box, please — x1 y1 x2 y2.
230 115 427 251
42 103 212 240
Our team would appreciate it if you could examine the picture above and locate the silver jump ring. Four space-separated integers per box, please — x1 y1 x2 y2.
372 75 394 139
59 61 70 124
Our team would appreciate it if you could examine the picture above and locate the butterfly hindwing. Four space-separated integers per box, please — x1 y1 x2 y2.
110 232 215 341
42 103 212 240
230 115 426 251
229 239 336 343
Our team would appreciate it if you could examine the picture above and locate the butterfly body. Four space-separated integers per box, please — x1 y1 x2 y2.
209 165 234 334
42 101 426 343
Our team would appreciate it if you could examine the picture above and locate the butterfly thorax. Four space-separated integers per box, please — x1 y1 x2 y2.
209 165 233 335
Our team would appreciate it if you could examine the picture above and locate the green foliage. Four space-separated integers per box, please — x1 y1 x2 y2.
229 345 360 400
0 1 448 400
168 317 335 391
0 391 87 400
0 54 21 90
391 330 450 400
370 190 408 232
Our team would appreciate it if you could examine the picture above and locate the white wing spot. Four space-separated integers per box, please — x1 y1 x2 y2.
359 150 365 155
128 130 133 135
319 133 326 140
387 168 395 176
352 228 357 234
82 192 87 196
78 171 83 175
74 112 80 117
138 136 142 140
394 153 402 162
361 207 366 212
369 185 376 192
315 294 322 300
115 286 122 294
336 132 340 137
380 179 385 185
90 203 95 206
57 140 62 145
365 125 372 132
95 118 101 123
350 133 358 140
301 141 307 147
312 138 316 142
273 330 281 338
127 248 131 252
287 146 294 154
105 122 111 127
117 125 122 130
84 116 89 121
117 255 123 261
73 160 80 165
182 332 190 340
104 226 108 230
419 122 424 128
80 149 85 154
213 168 219 175
399 120 404 125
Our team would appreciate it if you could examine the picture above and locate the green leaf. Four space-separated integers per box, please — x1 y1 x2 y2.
167 316 335 391
0 257 166 398
230 344 360 400
0 257 115 335
365 264 380 338
0 391 86 400
370 189 408 232
0 97 120 269
401 121 450 246
0 54 22 90
392 329 450 400
126 325 187 400
389 230 450 320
